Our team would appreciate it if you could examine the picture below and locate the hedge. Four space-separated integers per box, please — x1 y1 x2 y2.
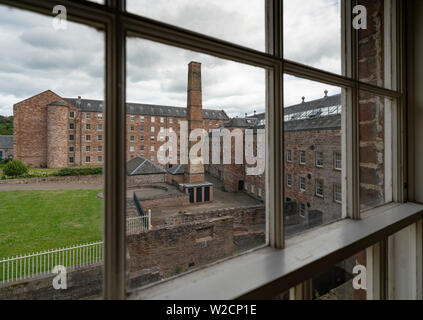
57 167 103 177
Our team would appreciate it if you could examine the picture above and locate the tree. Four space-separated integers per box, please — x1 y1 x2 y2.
3 159 28 177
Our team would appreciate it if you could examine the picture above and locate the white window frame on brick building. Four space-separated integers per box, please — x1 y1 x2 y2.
258 187 263 198
315 151 324 168
130 115 135 121
86 156 91 163
85 135 91 142
251 184 255 194
299 150 306 165
140 116 145 122
334 184 342 204
160 117 164 123
98 156 103 163
299 177 306 192
69 157 74 164
69 135 74 141
86 113 91 119
98 113 103 120
12 0 415 301
98 146 103 152
69 111 75 118
130 146 135 152
151 116 155 123
315 179 324 198
69 123 75 130
98 135 103 141
86 124 91 130
98 124 103 131
86 146 91 152
334 151 342 171
299 203 306 219
151 126 155 133
286 149 292 163
287 173 293 188
69 146 74 152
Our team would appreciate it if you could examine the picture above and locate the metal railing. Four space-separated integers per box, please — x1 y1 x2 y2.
126 213 151 235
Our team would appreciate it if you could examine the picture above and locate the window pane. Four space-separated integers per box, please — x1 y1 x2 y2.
357 0 396 90
313 250 368 300
126 37 266 291
284 0 342 74
126 0 266 52
0 5 104 299
359 91 393 211
284 75 344 237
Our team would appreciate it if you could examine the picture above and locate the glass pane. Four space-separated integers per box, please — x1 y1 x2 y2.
0 5 104 299
126 37 266 291
284 0 342 74
357 0 396 90
313 250 368 300
284 75 344 237
126 0 266 52
359 91 393 211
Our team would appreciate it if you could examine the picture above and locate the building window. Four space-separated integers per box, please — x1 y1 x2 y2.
130 136 135 142
140 126 144 131
258 187 262 198
140 116 145 122
178 119 181 124
98 135 103 141
69 111 75 118
209 120 213 125
69 146 74 152
98 156 103 163
98 146 103 152
315 151 324 168
86 113 91 119
244 182 248 191
287 173 293 188
334 184 342 203
299 177 306 192
130 146 135 152
334 151 342 170
86 146 91 152
286 150 292 163
86 156 91 163
169 117 173 124
85 135 91 141
140 146 145 151
151 136 155 141
299 150 306 165
69 123 75 130
130 126 134 131
140 136 145 141
97 113 103 120
315 179 324 198
151 146 155 152
150 155 155 161
160 127 164 133
160 117 164 123
98 124 103 131
251 185 255 194
151 126 155 133
86 124 91 130
151 116 155 123
69 135 74 141
299 203 306 218
69 157 74 164
130 115 135 121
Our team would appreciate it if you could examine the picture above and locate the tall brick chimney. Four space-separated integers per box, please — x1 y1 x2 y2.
185 61 205 184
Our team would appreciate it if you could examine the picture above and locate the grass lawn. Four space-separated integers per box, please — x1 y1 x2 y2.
0 189 103 258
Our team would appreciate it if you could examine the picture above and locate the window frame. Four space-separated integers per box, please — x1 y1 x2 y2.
5 0 408 300
315 151 324 168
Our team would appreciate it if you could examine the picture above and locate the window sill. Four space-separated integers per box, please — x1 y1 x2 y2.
127 202 423 300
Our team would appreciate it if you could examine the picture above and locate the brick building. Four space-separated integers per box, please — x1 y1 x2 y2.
13 70 229 169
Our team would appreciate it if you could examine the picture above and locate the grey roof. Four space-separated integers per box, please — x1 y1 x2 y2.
48 101 68 107
126 156 167 176
0 135 13 149
250 94 342 119
284 114 341 132
222 117 261 128
64 98 229 120
167 164 186 175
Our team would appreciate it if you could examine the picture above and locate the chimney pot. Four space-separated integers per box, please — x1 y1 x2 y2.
302 97 305 103
324 90 328 97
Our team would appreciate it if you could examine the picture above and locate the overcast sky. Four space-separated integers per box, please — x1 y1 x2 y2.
0 0 341 117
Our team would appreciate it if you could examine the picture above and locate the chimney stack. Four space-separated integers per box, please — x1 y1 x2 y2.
302 96 305 103
185 61 205 184
324 90 328 97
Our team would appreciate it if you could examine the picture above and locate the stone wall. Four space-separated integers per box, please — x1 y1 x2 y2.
127 173 166 187
0 174 103 185
127 217 234 278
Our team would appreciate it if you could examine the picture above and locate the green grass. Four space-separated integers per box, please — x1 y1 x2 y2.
0 189 103 258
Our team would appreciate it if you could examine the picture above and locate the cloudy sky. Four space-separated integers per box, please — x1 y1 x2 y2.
0 0 341 117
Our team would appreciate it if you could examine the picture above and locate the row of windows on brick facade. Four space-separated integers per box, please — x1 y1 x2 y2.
68 156 103 164
243 182 263 199
70 111 223 127
286 149 342 170
68 134 103 142
286 173 342 204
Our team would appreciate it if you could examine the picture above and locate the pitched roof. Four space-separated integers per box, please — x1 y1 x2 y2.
64 98 229 120
284 114 341 132
126 156 167 176
0 135 13 149
167 164 186 176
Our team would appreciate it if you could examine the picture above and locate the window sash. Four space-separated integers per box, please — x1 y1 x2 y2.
3 0 405 300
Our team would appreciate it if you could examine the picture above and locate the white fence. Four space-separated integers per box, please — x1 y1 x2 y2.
127 210 152 235
1 213 152 284
0 241 103 284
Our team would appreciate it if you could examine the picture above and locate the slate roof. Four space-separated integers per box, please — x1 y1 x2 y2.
64 98 229 120
126 156 167 176
0 135 13 149
167 164 186 176
284 114 341 132
222 117 262 128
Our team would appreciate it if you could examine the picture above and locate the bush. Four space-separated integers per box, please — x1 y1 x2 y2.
3 159 28 177
57 166 103 177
